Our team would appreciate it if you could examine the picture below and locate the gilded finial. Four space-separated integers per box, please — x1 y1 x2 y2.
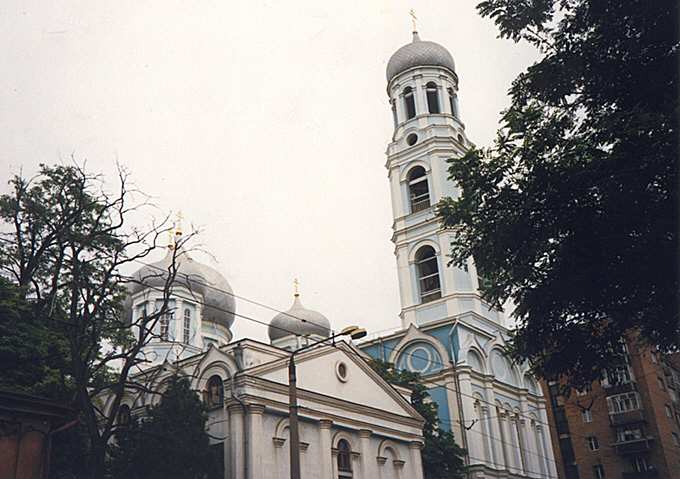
293 278 300 297
409 9 418 32
175 210 184 237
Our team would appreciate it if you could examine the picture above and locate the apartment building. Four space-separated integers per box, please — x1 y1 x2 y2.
544 342 680 478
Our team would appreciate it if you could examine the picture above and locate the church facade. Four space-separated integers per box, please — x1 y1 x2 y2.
358 31 560 479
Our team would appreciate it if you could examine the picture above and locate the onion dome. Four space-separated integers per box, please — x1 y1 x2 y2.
386 32 456 82
268 293 331 342
126 249 235 330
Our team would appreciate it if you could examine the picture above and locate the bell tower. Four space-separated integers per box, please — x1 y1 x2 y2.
385 30 502 328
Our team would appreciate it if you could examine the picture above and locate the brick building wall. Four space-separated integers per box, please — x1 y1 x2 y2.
542 340 680 478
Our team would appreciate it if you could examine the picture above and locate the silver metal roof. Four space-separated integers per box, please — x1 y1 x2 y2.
268 295 331 341
386 32 456 82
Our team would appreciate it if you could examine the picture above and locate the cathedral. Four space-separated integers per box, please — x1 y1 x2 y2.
102 29 559 479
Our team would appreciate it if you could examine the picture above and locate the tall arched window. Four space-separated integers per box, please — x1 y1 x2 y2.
407 166 430 213
183 308 191 344
160 314 169 341
337 439 353 477
403 87 416 119
117 404 131 426
415 246 441 303
206 375 224 408
447 88 459 117
426 82 440 114
391 100 398 128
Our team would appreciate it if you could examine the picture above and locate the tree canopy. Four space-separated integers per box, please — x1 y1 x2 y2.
369 359 466 479
438 0 679 385
109 375 220 479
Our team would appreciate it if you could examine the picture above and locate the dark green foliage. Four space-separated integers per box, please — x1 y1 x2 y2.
438 0 679 386
369 359 466 479
109 376 220 479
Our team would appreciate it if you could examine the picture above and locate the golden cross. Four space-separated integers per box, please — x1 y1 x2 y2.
409 9 417 32
293 278 300 297
175 210 184 235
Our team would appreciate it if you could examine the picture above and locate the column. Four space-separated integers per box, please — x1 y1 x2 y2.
408 441 424 479
524 419 541 478
509 416 524 474
479 406 494 467
228 403 245 479
247 404 264 479
319 419 333 479
534 425 548 478
484 385 505 470
359 429 373 479
499 412 514 472
538 406 558 478
457 370 483 465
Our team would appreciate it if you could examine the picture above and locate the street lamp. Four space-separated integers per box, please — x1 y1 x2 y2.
288 325 367 479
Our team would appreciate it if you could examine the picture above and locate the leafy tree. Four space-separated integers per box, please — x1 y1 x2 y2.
109 375 220 479
437 0 679 385
369 359 466 479
0 163 188 478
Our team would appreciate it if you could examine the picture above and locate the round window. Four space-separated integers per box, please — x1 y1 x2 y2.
335 361 349 382
406 133 418 146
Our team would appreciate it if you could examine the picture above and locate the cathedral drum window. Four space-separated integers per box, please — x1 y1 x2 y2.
397 342 443 374
447 87 459 117
415 246 441 303
183 307 191 344
426 82 440 114
407 166 430 214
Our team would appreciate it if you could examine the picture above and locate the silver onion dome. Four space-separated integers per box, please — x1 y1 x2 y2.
125 248 236 330
386 32 456 82
268 294 331 342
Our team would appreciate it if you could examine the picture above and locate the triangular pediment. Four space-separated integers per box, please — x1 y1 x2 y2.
246 341 421 421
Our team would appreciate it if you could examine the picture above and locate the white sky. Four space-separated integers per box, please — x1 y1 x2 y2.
0 1 537 342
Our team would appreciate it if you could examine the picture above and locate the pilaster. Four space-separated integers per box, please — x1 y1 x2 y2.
228 403 245 479
247 404 264 479
359 429 373 479
408 441 424 479
319 419 333 479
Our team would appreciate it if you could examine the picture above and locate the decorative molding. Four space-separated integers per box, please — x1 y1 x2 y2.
377 456 387 465
273 437 285 448
394 459 406 469
319 419 333 429
248 404 265 415
359 429 372 439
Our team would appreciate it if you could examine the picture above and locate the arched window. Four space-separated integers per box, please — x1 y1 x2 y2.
415 246 441 303
403 87 416 120
117 404 131 426
183 308 191 344
426 82 440 114
337 439 353 477
391 100 398 128
160 314 169 341
448 88 459 117
206 375 224 408
407 166 430 213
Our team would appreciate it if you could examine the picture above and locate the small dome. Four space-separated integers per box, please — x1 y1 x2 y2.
386 32 456 82
269 294 331 342
125 249 235 330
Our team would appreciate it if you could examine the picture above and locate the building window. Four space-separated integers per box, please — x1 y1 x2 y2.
426 82 440 114
577 385 592 396
616 426 643 442
391 101 398 128
604 366 631 386
650 351 658 364
403 87 416 119
632 456 649 472
206 375 224 408
407 166 430 213
607 392 640 414
415 246 441 303
587 436 599 451
672 432 680 446
160 314 169 341
593 464 605 479
183 308 191 344
447 87 459 117
665 404 673 418
582 409 593 423
337 439 352 477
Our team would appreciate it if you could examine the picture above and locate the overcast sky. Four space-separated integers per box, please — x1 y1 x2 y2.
0 1 537 342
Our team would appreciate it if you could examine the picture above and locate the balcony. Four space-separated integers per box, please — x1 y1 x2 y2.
604 381 638 396
612 436 655 455
609 409 645 426
622 469 659 478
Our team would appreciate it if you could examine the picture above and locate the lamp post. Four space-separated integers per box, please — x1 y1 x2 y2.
289 325 367 479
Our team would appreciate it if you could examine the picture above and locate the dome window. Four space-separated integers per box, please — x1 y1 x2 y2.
407 166 430 213
183 307 191 344
426 82 440 114
406 133 418 146
403 87 416 120
391 100 398 128
415 246 441 303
